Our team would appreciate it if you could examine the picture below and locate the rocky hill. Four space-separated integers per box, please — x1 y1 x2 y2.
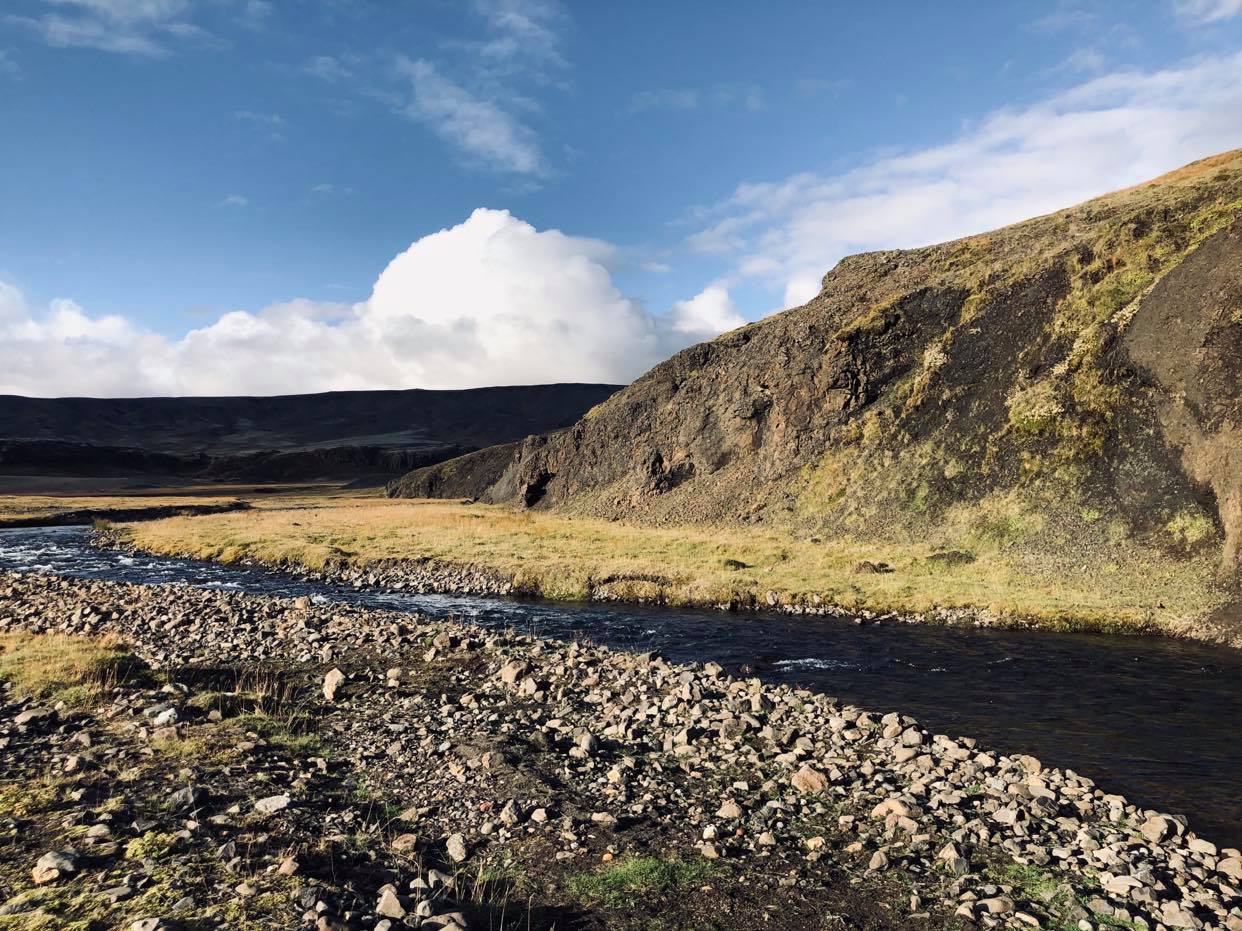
393 151 1242 581
0 384 619 486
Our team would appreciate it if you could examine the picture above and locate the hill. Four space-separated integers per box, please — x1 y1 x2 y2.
393 151 1242 585
0 384 620 487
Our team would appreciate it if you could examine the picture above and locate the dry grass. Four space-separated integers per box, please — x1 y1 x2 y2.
0 632 132 705
0 494 239 523
120 495 1225 632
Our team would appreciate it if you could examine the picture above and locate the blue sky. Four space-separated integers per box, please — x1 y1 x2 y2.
1 0 1241 395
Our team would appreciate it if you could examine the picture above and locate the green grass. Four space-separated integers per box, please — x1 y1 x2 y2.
566 857 717 908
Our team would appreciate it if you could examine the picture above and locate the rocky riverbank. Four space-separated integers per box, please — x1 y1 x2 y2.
1 570 1240 930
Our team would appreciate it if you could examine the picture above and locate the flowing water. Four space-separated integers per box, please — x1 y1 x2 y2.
3 525 1240 847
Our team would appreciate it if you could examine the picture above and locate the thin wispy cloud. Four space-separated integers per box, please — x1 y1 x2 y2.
394 0 569 176
398 57 543 175
689 52 1242 308
219 193 248 207
1174 0 1242 22
628 84 765 114
0 50 19 78
304 54 353 82
12 0 206 57
233 109 285 127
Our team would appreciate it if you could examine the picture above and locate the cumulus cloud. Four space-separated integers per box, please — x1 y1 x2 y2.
0 210 743 397
690 52 1242 306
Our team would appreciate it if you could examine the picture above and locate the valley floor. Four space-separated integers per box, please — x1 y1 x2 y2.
102 491 1235 645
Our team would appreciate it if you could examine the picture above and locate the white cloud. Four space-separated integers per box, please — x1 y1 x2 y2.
1174 0 1242 22
219 194 248 207
0 210 741 397
628 84 765 114
0 50 18 78
234 109 285 127
398 57 544 175
14 0 205 56
629 88 701 113
665 284 745 336
469 0 565 80
304 54 353 82
691 52 1242 306
393 0 568 175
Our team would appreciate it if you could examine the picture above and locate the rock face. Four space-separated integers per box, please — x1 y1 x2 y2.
392 151 1242 578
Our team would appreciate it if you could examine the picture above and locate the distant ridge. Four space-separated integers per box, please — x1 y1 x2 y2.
0 384 621 485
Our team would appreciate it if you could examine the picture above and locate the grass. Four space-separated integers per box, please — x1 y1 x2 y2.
565 856 717 908
117 493 1226 635
0 494 241 524
0 633 133 705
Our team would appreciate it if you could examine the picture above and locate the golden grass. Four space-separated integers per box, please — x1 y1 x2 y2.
0 632 130 704
0 494 239 523
119 495 1224 632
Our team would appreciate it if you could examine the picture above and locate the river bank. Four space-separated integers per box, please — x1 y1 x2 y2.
102 496 1237 647
1 569 1240 930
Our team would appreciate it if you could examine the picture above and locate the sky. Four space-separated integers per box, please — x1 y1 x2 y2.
1 0 1241 397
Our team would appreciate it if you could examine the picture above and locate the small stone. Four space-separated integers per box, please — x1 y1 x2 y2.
445 833 468 862
376 888 408 920
254 794 290 815
790 765 828 794
32 850 78 884
322 668 346 702
716 800 743 819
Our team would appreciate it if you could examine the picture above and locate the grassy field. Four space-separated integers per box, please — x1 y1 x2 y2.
115 493 1228 635
0 494 241 523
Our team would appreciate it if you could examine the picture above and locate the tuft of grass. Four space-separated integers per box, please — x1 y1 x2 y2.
0 633 133 706
566 856 716 908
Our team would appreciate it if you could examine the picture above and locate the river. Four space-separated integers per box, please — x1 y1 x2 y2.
2 525 1240 847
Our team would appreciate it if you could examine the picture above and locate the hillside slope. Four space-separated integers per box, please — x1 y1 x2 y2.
396 151 1242 583
0 384 619 485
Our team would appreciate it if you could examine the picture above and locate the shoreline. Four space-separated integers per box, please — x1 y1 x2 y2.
1 568 1239 930
97 527 1242 651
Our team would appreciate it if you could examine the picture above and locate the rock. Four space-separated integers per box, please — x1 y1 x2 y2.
1160 901 1202 929
254 794 291 814
871 798 912 819
867 850 889 872
32 849 78 884
445 833 468 862
128 920 169 931
716 800 743 819
376 888 409 920
575 732 599 755
322 667 346 702
790 765 828 794
499 660 527 685
976 896 1015 916
1217 856 1242 881
1141 814 1175 843
168 785 203 810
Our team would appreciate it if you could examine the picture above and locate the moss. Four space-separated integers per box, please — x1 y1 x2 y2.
125 830 181 861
